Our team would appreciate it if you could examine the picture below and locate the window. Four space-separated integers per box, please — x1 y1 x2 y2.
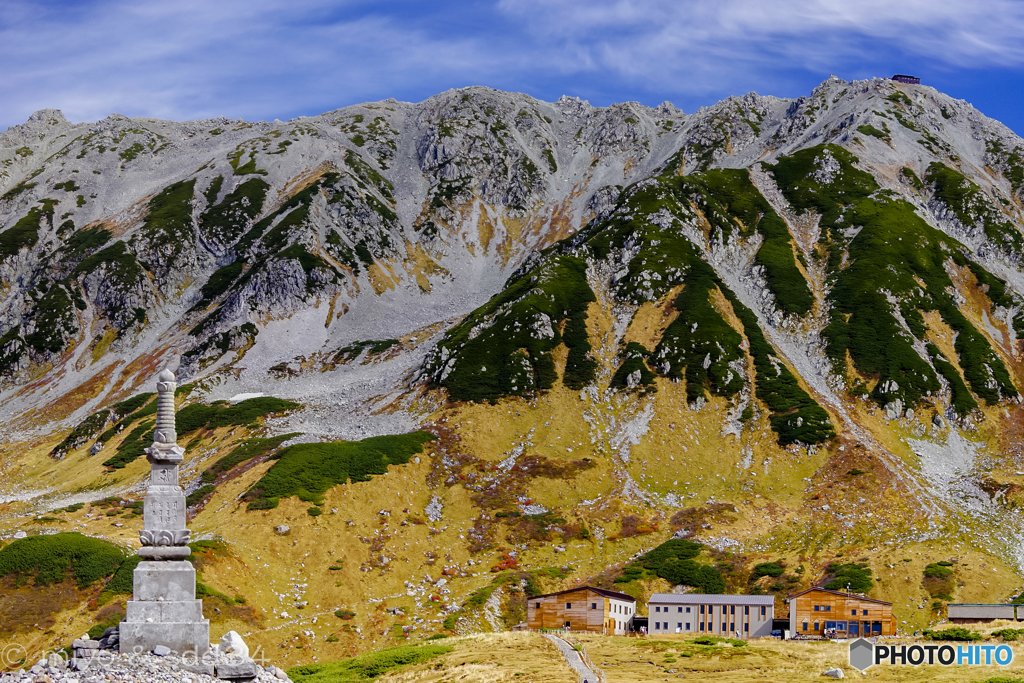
851 609 856 616
566 603 571 609
862 610 868 615
730 622 735 632
686 622 691 630
564 621 571 629
730 605 735 615
699 622 705 632
700 605 705 614
761 606 767 617
814 605 820 612
677 622 682 630
686 607 691 613
814 622 819 631
744 606 749 615
678 607 683 613
655 606 660 613
802 622 808 632
825 621 836 630
722 622 727 632
825 606 831 612
591 603 597 610
654 622 660 630
872 622 882 634
744 623 749 632
535 602 540 609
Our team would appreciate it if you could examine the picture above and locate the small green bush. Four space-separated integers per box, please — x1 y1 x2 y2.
0 532 126 587
752 562 785 578
288 644 451 682
245 431 435 509
922 626 982 641
823 562 873 592
991 628 1024 642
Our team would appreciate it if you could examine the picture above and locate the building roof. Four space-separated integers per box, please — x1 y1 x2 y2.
786 587 892 606
948 603 1017 607
649 593 774 606
531 585 636 602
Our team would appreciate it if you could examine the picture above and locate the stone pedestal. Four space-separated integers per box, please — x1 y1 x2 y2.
120 561 209 655
120 369 210 656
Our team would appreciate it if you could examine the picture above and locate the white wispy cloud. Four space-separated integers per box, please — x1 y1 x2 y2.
1 0 1022 130
496 0 1024 93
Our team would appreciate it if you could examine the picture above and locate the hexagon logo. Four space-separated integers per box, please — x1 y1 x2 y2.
849 637 874 671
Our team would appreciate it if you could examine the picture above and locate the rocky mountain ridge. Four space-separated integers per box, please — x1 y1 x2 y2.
4 75 1024 660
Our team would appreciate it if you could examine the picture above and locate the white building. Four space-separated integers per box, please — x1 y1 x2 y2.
648 593 775 638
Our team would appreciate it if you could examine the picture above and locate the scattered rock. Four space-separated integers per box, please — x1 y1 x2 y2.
274 526 290 535
152 645 172 656
218 631 250 660
822 668 844 678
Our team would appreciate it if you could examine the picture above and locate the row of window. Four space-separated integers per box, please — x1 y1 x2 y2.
653 622 750 632
652 605 767 617
813 605 870 616
554 602 633 614
801 621 883 634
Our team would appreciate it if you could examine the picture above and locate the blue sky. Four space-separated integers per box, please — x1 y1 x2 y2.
3 0 1024 135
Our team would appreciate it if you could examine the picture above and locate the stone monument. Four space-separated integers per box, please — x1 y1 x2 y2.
119 369 210 656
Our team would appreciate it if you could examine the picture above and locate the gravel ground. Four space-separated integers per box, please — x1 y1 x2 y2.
0 652 290 683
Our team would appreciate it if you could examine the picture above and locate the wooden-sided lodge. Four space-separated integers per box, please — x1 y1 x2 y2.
527 586 636 634
787 588 898 638
648 593 775 638
892 74 921 84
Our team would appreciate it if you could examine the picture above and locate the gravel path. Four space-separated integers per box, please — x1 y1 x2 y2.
543 634 597 683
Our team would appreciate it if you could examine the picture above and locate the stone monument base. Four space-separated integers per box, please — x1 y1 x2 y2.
119 560 210 656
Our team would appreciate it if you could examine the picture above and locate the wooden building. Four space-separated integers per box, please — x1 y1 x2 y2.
648 593 774 638
787 588 898 638
949 604 1024 624
891 74 921 84
527 586 636 634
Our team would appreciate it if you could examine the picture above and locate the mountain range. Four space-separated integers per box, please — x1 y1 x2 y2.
2 75 1024 663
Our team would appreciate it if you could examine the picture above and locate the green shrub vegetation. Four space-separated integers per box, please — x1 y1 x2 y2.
922 561 956 600
610 342 656 390
857 124 890 140
136 180 196 268
926 161 1024 259
102 555 142 596
822 562 873 592
246 431 435 509
201 433 299 483
49 409 110 458
991 628 1024 642
752 562 785 579
186 485 216 507
199 177 270 245
0 532 126 587
288 644 452 682
61 226 112 262
618 539 725 593
103 397 298 468
922 626 982 642
429 255 596 401
1 203 54 259
194 261 245 309
693 169 813 316
771 144 1017 412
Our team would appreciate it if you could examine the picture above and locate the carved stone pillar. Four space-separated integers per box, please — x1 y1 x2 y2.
120 369 210 656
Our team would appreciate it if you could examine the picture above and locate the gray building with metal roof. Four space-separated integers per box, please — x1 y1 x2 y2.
648 593 775 638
